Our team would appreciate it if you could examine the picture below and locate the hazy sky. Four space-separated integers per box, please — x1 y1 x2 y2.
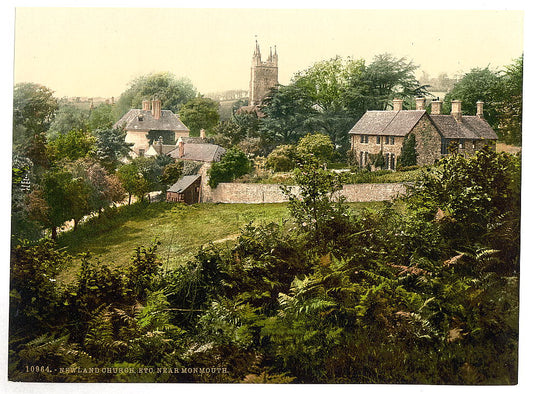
13 7 524 98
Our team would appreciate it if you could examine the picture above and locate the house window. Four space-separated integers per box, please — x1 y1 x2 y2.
390 153 396 170
390 137 395 145
138 149 145 157
459 139 465 149
385 136 389 145
385 153 390 169
360 135 369 143
377 136 381 144
441 138 449 155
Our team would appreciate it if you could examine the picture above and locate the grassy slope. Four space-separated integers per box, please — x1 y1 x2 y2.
56 201 383 283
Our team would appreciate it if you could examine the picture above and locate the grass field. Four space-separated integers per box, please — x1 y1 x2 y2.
56 201 385 283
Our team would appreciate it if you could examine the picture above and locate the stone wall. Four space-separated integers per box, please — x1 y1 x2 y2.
202 182 407 204
412 114 442 165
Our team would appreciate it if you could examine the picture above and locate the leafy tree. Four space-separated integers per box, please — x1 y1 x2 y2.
160 161 184 190
397 133 417 167
208 148 251 188
265 144 297 172
88 103 115 131
92 127 132 171
443 67 500 127
13 83 58 168
260 84 316 145
212 120 246 148
114 72 197 118
494 55 523 145
178 97 220 136
351 53 429 111
47 103 89 139
47 129 96 163
295 133 334 165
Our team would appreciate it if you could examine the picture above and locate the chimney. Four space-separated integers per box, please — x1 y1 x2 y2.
200 129 206 139
451 100 462 122
177 137 184 158
151 99 162 120
155 136 163 155
393 99 403 111
431 99 443 115
415 97 426 111
142 100 150 111
476 101 484 118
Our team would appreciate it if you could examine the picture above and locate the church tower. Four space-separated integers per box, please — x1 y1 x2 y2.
249 41 278 106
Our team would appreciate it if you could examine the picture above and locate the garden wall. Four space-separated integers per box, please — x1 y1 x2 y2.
202 182 408 204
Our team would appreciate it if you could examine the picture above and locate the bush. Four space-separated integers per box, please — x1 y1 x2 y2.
208 147 251 188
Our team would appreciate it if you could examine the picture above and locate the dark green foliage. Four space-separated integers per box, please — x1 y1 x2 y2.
398 133 417 167
92 127 132 171
265 144 296 172
208 147 251 188
179 97 220 136
9 147 519 383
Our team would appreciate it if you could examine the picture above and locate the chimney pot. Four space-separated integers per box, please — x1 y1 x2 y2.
476 101 484 118
200 129 206 139
393 99 403 111
142 100 150 111
431 99 443 115
415 97 426 111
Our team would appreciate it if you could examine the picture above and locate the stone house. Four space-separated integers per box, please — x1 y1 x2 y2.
114 99 190 157
348 98 498 169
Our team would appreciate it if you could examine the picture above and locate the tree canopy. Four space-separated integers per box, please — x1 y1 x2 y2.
114 72 197 119
178 97 220 136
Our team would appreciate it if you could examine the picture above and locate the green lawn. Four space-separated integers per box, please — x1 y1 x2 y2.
56 201 384 283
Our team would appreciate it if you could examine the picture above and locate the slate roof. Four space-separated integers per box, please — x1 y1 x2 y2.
168 143 226 163
168 175 201 193
349 110 498 140
114 109 190 132
430 115 498 140
145 144 179 157
348 110 426 136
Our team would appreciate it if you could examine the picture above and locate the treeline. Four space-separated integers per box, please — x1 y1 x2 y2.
9 148 520 383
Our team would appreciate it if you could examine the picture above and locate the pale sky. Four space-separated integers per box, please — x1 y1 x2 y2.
13 6 524 99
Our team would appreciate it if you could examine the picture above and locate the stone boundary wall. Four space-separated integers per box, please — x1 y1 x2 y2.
203 182 408 204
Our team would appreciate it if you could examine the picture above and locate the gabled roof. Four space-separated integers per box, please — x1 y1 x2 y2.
145 144 179 157
429 115 498 140
349 109 498 141
168 175 201 193
168 143 226 163
348 110 426 136
114 109 190 132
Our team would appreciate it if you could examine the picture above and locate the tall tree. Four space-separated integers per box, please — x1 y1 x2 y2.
47 129 96 163
88 103 115 131
47 103 89 139
179 97 220 136
92 127 132 171
113 72 197 118
443 67 500 127
494 55 523 145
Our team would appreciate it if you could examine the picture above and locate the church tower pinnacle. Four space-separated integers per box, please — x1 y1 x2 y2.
249 41 279 106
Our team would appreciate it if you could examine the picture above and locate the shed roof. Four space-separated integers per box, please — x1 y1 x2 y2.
168 143 226 162
168 175 201 193
114 109 190 132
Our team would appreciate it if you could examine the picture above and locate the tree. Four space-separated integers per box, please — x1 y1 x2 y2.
208 148 251 188
13 83 58 168
47 103 89 139
494 55 523 145
443 67 500 127
160 161 184 191
114 72 197 118
397 133 417 167
47 129 96 163
178 97 220 136
88 103 115 131
92 127 132 171
265 144 297 172
352 53 428 111
295 133 334 165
